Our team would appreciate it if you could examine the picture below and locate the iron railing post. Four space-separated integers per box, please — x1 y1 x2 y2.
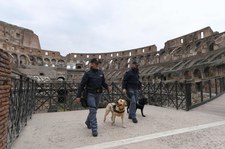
185 81 192 111
208 79 212 99
175 81 178 110
200 81 203 102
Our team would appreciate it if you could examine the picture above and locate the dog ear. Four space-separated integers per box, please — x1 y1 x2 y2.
116 99 121 106
123 100 126 106
117 100 119 105
123 99 127 106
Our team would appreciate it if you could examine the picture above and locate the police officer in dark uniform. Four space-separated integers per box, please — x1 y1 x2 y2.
76 58 109 137
122 61 141 123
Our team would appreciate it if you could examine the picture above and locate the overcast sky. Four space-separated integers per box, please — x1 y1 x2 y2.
1 0 225 56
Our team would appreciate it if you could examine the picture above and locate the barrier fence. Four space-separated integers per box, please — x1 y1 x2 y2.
5 74 225 148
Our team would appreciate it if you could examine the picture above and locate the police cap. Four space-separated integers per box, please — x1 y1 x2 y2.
90 58 99 64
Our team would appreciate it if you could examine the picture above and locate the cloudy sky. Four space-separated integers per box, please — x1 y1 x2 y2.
1 0 225 56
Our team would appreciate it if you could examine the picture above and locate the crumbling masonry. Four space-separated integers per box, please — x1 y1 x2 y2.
1 21 225 84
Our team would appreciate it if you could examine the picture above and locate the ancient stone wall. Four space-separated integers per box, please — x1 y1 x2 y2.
1 21 225 84
0 21 41 49
0 49 11 149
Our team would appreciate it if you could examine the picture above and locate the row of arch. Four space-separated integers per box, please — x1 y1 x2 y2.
10 53 66 67
8 32 222 72
139 65 224 83
11 51 159 70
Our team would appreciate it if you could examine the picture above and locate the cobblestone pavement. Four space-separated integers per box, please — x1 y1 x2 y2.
11 94 225 149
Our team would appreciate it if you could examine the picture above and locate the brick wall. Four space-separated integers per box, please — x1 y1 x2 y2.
0 49 11 149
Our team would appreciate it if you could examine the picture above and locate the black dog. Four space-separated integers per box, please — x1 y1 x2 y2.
127 97 148 117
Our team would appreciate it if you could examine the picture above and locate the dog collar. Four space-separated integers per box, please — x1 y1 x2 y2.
113 105 125 113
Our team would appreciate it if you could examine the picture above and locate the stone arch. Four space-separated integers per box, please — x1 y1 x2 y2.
139 56 145 65
58 59 65 66
204 66 216 78
37 57 43 66
147 54 155 64
57 76 65 81
98 59 104 70
104 59 110 69
11 53 18 65
186 44 191 50
113 59 119 69
120 58 125 69
184 70 192 79
161 74 167 81
44 58 50 66
108 59 115 69
19 54 29 65
204 67 210 78
29 55 36 65
208 42 214 51
75 60 85 69
216 65 225 76
195 41 201 48
143 55 148 64
51 59 56 64
121 58 129 68
76 65 82 69
146 55 151 63
117 58 124 69
125 57 130 65
193 69 202 79
131 57 137 63
51 59 56 67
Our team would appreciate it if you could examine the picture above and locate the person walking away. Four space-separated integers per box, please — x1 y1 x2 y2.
122 61 141 123
75 58 109 137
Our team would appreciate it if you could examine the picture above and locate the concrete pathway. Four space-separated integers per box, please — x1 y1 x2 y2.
11 94 225 149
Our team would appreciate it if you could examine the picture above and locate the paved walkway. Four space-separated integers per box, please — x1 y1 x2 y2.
11 94 225 149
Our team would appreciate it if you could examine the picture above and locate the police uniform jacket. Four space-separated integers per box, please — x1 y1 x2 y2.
122 68 141 90
76 68 108 98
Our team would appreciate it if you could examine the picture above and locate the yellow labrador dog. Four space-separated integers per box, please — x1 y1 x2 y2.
103 99 126 128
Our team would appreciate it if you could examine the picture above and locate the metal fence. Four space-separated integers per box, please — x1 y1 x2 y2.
33 77 225 112
7 75 225 148
142 77 225 111
185 77 225 110
34 81 128 113
7 72 36 149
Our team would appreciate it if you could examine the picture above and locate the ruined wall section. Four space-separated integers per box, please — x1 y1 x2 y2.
1 42 65 66
1 21 225 83
144 28 225 83
160 27 215 63
164 27 213 49
0 21 41 49
66 45 157 82
0 42 67 82
66 44 157 69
